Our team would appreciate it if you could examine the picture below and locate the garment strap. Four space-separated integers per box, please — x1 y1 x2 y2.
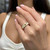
2 12 12 35
1 12 46 48
2 12 46 35
41 13 46 20
1 12 25 49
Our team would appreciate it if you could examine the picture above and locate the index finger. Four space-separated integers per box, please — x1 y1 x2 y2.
15 19 27 41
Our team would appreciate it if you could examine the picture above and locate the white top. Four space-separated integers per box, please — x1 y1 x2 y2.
0 12 46 50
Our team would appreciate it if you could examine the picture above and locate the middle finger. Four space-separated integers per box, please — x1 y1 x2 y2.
16 6 37 26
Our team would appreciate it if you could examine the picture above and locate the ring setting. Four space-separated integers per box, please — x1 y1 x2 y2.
22 22 29 29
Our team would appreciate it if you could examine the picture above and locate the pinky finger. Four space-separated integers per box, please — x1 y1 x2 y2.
15 19 26 41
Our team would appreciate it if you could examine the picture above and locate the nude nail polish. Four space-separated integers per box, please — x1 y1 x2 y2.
16 6 20 9
15 14 18 16
15 19 16 22
20 4 24 6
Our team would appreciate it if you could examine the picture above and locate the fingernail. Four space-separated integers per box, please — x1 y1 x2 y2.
20 4 24 6
16 6 20 9
15 14 18 16
15 19 16 22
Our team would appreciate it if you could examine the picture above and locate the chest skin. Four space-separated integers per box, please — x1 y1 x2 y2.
45 15 50 50
2 12 50 49
5 14 21 44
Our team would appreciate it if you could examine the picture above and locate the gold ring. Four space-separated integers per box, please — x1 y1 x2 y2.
22 22 29 29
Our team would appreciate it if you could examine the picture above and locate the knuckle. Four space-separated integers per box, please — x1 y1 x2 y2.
23 37 30 42
24 12 30 16
30 30 33 34
30 9 33 12
35 26 40 31
23 12 28 15
41 21 46 27
25 12 29 15
43 21 46 26
29 31 35 37
29 30 35 36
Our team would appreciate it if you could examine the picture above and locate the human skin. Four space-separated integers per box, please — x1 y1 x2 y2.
0 0 50 50
18 0 33 8
15 4 48 50
15 0 49 50
15 0 50 50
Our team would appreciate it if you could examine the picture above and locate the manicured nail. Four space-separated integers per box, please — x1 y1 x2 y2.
16 6 20 9
15 19 16 22
20 4 24 7
15 14 18 16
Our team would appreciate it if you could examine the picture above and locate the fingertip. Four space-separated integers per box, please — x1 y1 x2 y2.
14 19 18 26
16 6 20 8
15 14 18 16
15 14 19 19
15 19 17 22
20 4 24 7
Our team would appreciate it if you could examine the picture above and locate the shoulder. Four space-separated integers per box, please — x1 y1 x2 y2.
0 12 7 26
0 12 7 18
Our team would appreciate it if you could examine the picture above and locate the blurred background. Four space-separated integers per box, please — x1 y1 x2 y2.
0 0 50 13
0 0 9 13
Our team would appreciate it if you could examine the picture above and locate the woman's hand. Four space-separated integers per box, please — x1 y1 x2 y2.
15 4 48 50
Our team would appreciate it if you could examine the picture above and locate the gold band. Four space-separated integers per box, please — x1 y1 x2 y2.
22 22 29 29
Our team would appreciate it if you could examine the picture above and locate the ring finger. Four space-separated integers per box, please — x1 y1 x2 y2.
15 14 31 31
15 14 37 38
